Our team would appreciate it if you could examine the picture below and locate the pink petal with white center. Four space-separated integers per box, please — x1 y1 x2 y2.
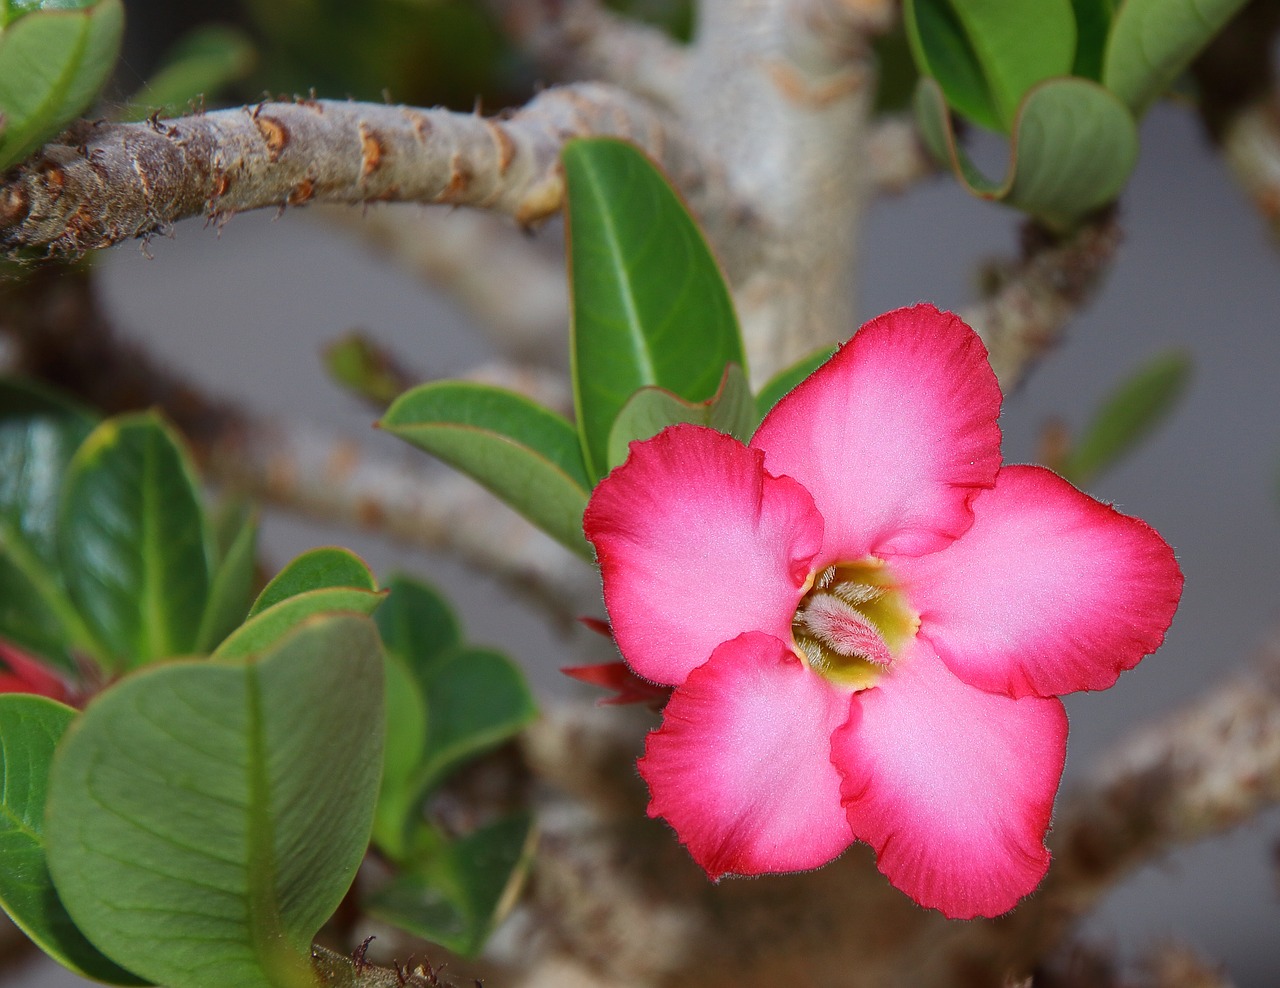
640 632 855 878
834 639 1066 918
751 304 1002 562
892 464 1183 699
585 425 822 687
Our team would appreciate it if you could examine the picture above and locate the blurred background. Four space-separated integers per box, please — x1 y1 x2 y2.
7 0 1280 984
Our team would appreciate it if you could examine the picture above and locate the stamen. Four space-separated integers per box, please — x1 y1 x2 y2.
815 565 837 590
794 594 893 667
831 581 888 607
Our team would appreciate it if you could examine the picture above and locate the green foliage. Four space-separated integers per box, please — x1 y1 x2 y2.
323 332 408 407
0 695 146 984
380 381 593 558
906 0 1247 227
250 546 376 617
46 614 385 988
563 138 746 480
0 0 123 171
1059 349 1192 486
59 414 214 670
606 364 754 470
117 24 255 120
195 500 259 653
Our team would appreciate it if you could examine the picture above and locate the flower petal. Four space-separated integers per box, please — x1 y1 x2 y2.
751 304 1002 562
893 465 1183 699
585 425 822 686
833 639 1066 919
640 632 855 878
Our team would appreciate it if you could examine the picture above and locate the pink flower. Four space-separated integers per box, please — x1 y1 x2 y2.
0 639 70 702
583 304 1183 919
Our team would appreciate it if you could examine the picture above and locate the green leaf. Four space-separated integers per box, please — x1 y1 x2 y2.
754 346 836 424
414 646 537 798
117 25 255 121
46 614 385 988
1060 349 1191 485
1071 0 1116 80
368 813 535 958
213 586 385 661
250 546 376 618
0 0 125 171
374 573 461 682
322 332 408 407
58 414 213 670
380 381 592 558
563 138 745 480
904 0 1075 131
1103 0 1249 116
606 364 753 471
915 76 1138 231
0 695 146 984
194 505 259 653
372 649 429 861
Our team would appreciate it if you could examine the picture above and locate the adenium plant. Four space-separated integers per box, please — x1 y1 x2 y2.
583 304 1183 918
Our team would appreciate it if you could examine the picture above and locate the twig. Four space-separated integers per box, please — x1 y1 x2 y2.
0 83 732 257
962 216 1122 392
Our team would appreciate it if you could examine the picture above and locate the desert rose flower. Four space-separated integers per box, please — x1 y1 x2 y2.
583 304 1183 919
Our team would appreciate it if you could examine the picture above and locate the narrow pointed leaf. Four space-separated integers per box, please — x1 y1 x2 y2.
0 0 125 171
1103 0 1249 116
1061 349 1192 485
250 547 375 618
607 365 753 470
904 0 1075 131
59 414 213 670
380 382 591 558
754 346 836 424
46 615 385 988
0 695 146 985
214 586 385 661
368 813 536 957
195 506 259 653
563 138 745 479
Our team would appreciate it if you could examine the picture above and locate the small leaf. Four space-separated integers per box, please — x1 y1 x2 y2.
754 346 836 424
0 695 146 985
373 649 429 861
374 573 461 682
0 0 125 171
606 364 753 470
368 813 536 958
380 382 592 558
1060 349 1192 485
250 546 376 618
194 505 259 653
915 76 1138 230
322 331 411 407
117 25 255 121
1103 0 1249 116
563 138 746 480
46 614 385 988
904 0 1075 131
58 414 213 670
213 586 385 661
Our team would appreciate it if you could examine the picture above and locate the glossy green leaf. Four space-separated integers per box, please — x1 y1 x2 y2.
0 0 125 171
374 573 461 681
117 25 255 121
250 546 376 618
415 646 537 797
0 695 145 984
194 505 259 653
1104 0 1249 116
563 138 745 479
59 414 213 670
213 586 385 661
915 76 1138 230
904 0 1075 131
606 364 753 470
754 346 836 424
380 381 592 558
368 813 535 957
46 614 385 988
1060 349 1191 485
1071 0 1116 80
0 551 89 672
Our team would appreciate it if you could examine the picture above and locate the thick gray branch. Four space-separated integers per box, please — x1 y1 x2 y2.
1 83 729 256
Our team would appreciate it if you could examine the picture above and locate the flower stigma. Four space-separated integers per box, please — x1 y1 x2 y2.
791 560 918 689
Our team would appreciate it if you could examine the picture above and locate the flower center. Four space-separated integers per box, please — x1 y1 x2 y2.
791 560 918 689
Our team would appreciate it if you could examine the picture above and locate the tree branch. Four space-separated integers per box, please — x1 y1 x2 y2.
0 83 732 257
